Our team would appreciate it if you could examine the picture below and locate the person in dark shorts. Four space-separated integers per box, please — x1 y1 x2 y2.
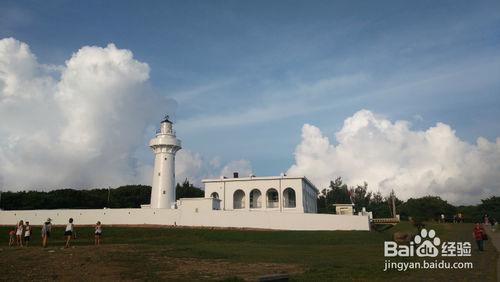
94 221 102 246
64 218 74 248
41 218 52 248
24 221 31 247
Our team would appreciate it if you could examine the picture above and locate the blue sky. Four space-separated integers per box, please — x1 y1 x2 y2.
1 0 499 196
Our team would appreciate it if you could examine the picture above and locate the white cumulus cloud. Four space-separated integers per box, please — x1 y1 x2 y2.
287 109 500 204
0 38 175 190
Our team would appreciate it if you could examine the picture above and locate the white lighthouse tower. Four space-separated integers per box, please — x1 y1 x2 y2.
149 115 182 209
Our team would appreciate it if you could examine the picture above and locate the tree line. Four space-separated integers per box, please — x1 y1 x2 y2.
317 177 499 223
1 177 498 223
0 179 203 210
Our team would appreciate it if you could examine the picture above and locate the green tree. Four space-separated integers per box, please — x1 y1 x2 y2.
317 177 352 214
349 182 372 213
477 196 500 224
400 196 456 221
367 191 392 218
0 185 151 209
109 185 151 208
176 179 204 199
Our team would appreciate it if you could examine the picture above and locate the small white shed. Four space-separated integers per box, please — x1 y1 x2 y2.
333 203 355 215
177 197 221 213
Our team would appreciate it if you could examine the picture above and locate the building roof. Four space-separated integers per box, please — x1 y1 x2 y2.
202 175 319 193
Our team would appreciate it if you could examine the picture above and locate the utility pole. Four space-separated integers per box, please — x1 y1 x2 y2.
391 189 396 218
107 186 111 208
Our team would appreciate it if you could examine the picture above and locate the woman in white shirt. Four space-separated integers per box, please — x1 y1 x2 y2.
64 218 74 248
41 218 52 248
15 220 24 247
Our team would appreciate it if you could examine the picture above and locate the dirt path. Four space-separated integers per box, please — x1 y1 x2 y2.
0 245 131 281
484 225 500 282
0 244 302 281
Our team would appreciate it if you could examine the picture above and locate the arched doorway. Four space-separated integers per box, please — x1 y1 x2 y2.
233 190 245 209
283 188 296 208
250 189 262 208
266 188 279 208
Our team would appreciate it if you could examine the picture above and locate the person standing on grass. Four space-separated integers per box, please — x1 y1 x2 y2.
24 221 31 247
16 220 24 247
472 223 485 251
490 218 497 232
41 218 52 248
483 214 490 225
94 221 102 245
64 218 75 248
8 229 15 247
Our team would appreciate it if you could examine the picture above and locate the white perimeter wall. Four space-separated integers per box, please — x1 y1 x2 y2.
0 209 370 231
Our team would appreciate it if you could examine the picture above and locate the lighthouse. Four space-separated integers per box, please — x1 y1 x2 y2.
149 115 182 209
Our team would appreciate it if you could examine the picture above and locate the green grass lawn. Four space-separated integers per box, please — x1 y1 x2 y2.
0 222 497 281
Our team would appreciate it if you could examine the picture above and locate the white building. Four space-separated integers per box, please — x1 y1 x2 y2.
203 174 318 213
148 115 181 209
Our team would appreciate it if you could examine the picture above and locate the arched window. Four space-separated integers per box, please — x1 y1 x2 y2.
266 188 279 208
283 188 296 208
210 192 219 199
249 189 262 208
233 190 245 209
